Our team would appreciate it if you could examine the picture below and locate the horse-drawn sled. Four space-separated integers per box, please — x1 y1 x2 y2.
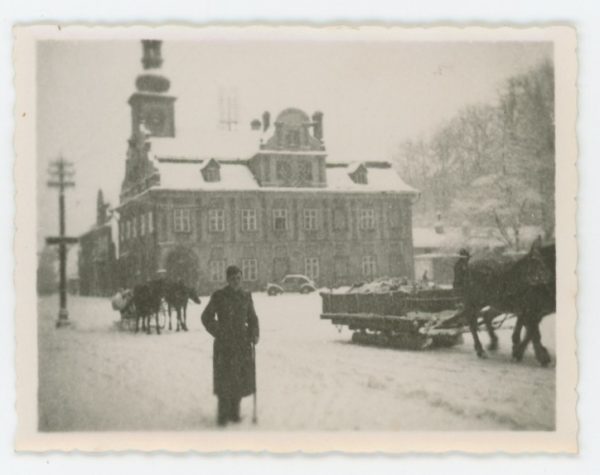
321 238 556 366
112 289 169 332
320 283 464 350
111 277 200 335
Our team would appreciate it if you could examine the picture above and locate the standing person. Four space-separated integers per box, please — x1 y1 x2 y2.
201 265 260 426
453 248 471 295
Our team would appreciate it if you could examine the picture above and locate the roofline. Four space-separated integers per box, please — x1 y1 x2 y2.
256 149 327 156
155 157 251 165
147 186 417 196
116 185 417 209
114 188 153 210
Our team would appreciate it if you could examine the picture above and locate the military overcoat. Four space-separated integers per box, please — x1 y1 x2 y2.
201 286 260 398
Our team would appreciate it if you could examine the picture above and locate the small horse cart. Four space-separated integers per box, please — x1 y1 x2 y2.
320 284 464 350
112 290 169 332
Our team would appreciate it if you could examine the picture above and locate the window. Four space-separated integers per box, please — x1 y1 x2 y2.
334 256 349 279
242 259 258 281
353 170 367 184
276 160 292 181
119 222 124 241
299 161 313 181
273 209 288 231
126 220 131 239
359 209 376 230
350 166 368 184
209 259 226 282
362 255 377 278
132 216 137 238
147 211 154 233
203 167 220 182
241 209 257 232
174 209 191 233
303 209 318 230
305 257 320 280
333 208 347 230
140 213 146 236
208 209 225 232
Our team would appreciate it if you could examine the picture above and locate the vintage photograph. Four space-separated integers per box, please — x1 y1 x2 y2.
14 26 577 452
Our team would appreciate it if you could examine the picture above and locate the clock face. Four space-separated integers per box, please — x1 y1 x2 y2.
146 109 165 131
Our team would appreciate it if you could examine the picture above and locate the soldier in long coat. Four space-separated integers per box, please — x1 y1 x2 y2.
201 265 260 426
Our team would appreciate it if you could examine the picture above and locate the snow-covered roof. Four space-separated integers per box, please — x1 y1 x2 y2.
151 158 416 194
346 161 366 175
326 165 416 193
413 227 462 249
157 160 259 190
257 149 327 156
413 225 545 251
148 128 263 161
414 252 460 259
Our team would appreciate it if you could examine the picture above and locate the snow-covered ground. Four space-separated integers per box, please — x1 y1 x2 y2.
37 293 555 431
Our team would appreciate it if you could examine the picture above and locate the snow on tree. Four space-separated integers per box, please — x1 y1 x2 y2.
395 60 554 248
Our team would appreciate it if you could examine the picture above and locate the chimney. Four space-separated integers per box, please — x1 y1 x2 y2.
141 40 163 70
250 119 261 131
312 111 323 141
434 212 444 234
262 111 270 132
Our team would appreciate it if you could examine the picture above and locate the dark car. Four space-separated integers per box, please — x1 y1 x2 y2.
266 274 317 296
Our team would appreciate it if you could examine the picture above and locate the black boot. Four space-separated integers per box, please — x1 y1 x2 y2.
217 397 228 426
229 397 242 423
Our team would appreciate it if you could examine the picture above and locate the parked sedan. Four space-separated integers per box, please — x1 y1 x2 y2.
266 274 317 296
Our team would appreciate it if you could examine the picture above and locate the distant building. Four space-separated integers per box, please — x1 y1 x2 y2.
115 40 418 292
78 190 118 296
412 215 544 285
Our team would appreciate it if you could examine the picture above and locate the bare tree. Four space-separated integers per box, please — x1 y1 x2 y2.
395 60 555 248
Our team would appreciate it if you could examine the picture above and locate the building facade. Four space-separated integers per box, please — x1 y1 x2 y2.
79 190 118 296
116 40 417 293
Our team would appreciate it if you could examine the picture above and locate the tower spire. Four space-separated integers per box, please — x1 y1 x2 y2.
128 39 176 138
141 39 163 69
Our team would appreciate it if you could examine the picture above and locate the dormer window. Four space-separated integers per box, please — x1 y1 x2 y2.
201 159 221 182
349 163 368 184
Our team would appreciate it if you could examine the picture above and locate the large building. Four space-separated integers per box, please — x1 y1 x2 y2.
115 40 418 292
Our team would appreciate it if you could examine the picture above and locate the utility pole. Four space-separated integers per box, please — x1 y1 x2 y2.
46 157 78 328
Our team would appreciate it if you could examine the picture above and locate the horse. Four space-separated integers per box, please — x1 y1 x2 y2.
164 280 201 331
510 242 556 363
125 279 165 334
456 237 555 366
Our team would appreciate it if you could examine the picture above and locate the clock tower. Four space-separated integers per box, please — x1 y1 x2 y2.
128 40 176 137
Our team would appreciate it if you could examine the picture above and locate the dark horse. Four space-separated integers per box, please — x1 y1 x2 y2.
125 279 165 334
164 280 201 331
457 237 556 366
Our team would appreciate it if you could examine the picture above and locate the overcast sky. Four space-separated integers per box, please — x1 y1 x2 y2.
36 39 551 247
